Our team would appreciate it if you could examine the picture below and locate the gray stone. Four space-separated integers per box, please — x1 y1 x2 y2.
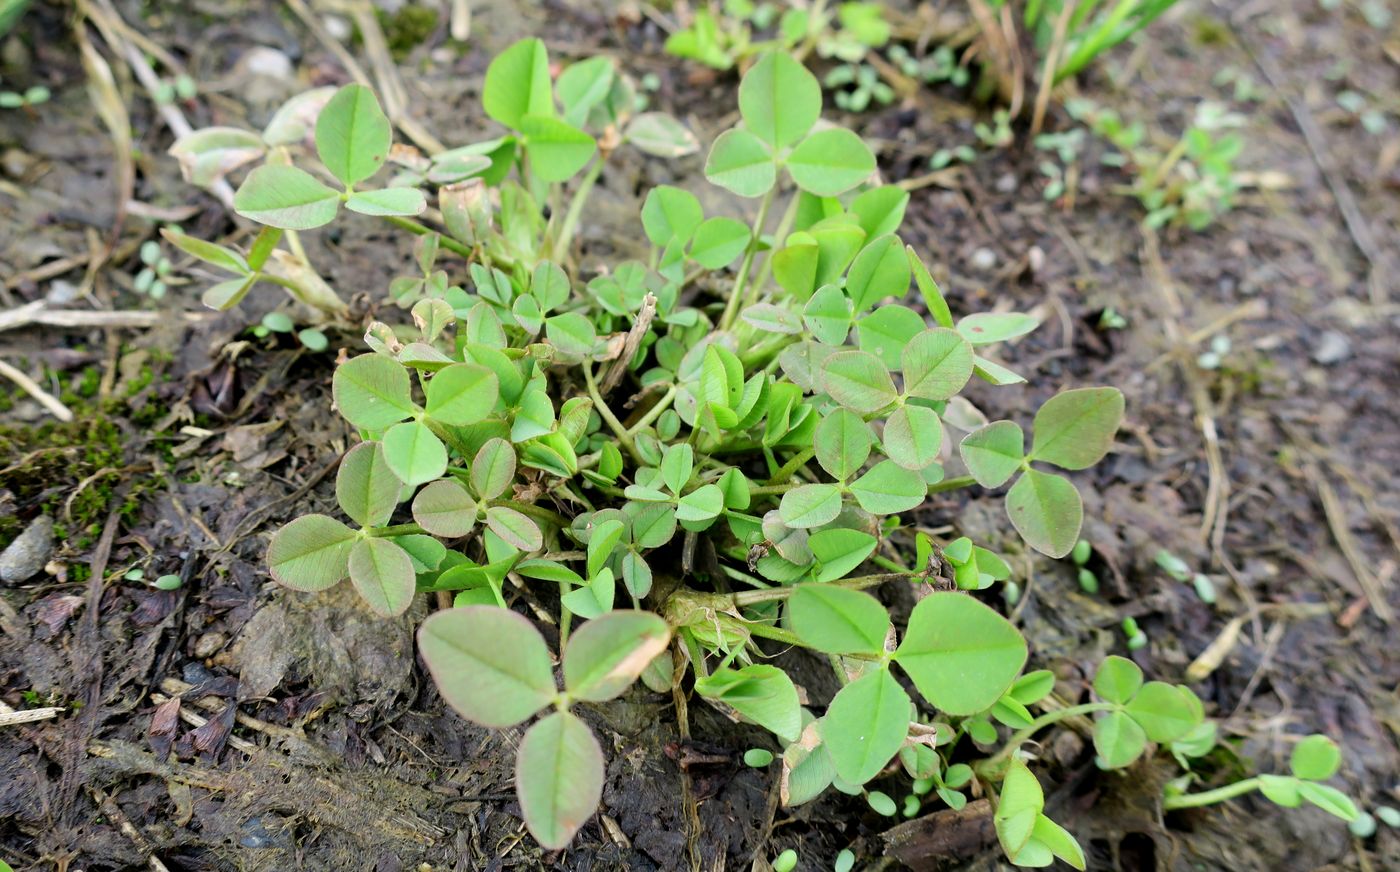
0 515 53 583
1312 330 1352 365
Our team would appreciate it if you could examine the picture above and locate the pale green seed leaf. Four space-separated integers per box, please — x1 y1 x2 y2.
201 274 258 311
1297 782 1359 822
624 112 701 157
233 165 339 230
562 611 671 702
894 591 1028 715
787 584 889 654
161 228 248 274
267 514 356 591
1005 469 1082 558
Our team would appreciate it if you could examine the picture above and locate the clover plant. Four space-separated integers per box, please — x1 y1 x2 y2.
172 43 1360 862
666 0 888 71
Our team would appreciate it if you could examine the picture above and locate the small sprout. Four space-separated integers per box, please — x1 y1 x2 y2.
1196 335 1231 370
123 568 144 581
834 848 856 872
262 312 295 334
1191 573 1217 604
153 574 182 590
1375 806 1400 827
1078 568 1099 595
1098 307 1128 330
1003 581 1021 606
911 776 934 795
1154 550 1191 581
1122 617 1148 650
298 328 330 352
174 74 197 100
1350 811 1377 839
902 793 921 817
772 849 798 872
866 790 897 816
743 748 774 767
1071 539 1091 566
140 241 161 265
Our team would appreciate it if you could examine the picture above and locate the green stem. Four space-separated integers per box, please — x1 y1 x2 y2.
749 482 800 496
583 363 640 463
928 475 978 495
382 214 475 259
986 702 1118 766
627 384 679 435
552 156 605 264
718 186 778 332
367 523 427 537
1161 778 1262 811
766 447 814 487
681 628 710 679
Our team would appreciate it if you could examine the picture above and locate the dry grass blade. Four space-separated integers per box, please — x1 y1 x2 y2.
73 14 132 256
0 359 75 422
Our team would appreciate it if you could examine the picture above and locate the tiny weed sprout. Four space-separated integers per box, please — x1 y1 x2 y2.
169 41 1366 863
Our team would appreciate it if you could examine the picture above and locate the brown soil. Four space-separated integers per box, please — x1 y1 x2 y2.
1 1 1397 870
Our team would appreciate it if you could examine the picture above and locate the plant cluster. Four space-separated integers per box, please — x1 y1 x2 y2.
666 0 888 71
1068 98 1246 229
172 39 1358 865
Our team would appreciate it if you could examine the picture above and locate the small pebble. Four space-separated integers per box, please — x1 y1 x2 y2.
1312 330 1352 365
0 515 53 584
970 247 997 271
194 632 227 658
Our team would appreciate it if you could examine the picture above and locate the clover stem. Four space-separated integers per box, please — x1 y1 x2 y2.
680 628 710 679
718 185 778 332
583 363 641 463
984 702 1119 766
366 523 427 537
553 155 605 264
380 214 475 259
927 475 978 495
1161 778 1262 811
741 187 799 312
871 553 909 573
766 447 814 486
743 621 803 647
627 384 679 435
748 482 800 496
